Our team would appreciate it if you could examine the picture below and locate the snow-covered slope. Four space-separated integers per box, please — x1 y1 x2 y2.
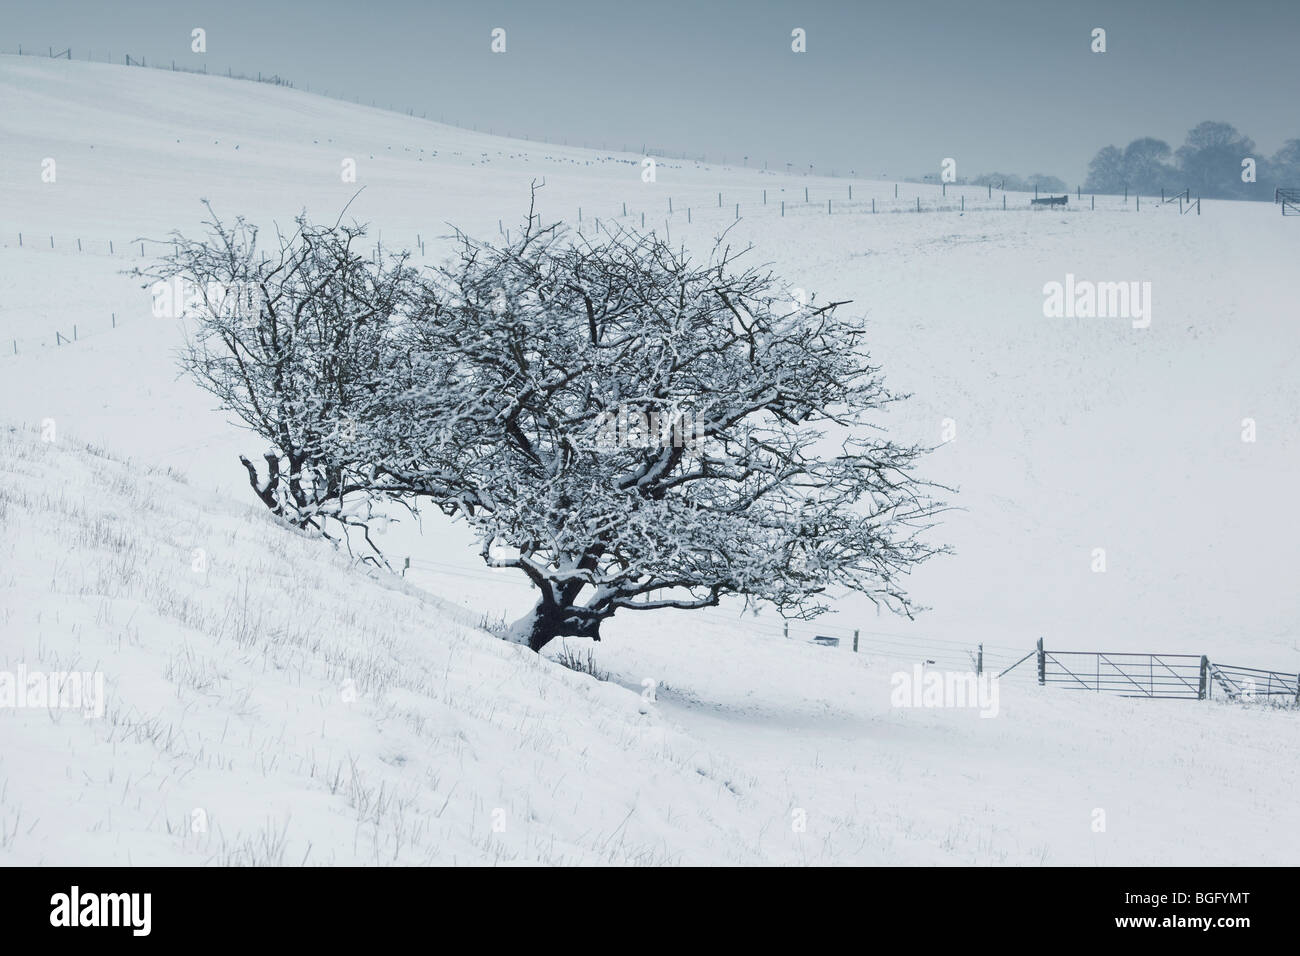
2 54 1296 669
1 56 1298 865
0 425 773 865
2 425 1295 865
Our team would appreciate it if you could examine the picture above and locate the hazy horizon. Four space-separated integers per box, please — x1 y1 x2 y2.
4 0 1299 185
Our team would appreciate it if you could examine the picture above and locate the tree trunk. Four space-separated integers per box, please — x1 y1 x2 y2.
505 599 605 652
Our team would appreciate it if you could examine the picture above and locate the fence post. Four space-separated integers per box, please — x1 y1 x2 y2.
1199 656 1209 700
1037 638 1045 685
783 622 789 640
976 644 983 676
805 187 808 202
853 629 859 653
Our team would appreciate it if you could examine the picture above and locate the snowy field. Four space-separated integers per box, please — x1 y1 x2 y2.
1 55 1297 865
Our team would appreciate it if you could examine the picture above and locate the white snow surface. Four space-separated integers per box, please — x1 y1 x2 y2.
1 56 1297 865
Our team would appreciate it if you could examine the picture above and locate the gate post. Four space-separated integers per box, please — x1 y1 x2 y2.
1199 656 1209 700
977 644 983 676
1036 638 1045 685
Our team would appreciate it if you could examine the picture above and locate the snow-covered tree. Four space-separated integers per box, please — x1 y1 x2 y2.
138 202 420 563
365 202 948 650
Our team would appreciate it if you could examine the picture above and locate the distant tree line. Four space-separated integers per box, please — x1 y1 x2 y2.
1084 121 1300 200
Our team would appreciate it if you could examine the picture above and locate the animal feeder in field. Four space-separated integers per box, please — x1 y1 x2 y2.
812 636 840 648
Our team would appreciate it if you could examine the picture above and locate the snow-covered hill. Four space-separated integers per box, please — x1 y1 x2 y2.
1 55 1298 865
2 424 1296 865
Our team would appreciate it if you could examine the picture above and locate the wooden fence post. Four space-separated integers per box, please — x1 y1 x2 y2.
853 629 859 653
783 622 789 640
977 644 983 676
1199 656 1209 700
1037 638 1045 685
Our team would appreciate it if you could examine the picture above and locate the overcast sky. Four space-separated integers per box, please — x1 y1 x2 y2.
4 0 1298 183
